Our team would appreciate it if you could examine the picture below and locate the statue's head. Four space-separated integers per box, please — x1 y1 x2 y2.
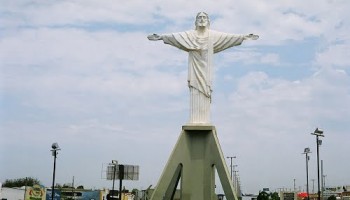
195 12 210 29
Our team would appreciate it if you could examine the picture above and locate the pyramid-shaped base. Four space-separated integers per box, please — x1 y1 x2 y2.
150 125 238 200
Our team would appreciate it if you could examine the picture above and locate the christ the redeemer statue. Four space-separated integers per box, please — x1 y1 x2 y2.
148 12 258 125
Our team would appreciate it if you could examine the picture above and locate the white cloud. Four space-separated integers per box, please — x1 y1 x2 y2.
1 0 158 27
261 53 280 65
213 67 350 191
315 42 350 68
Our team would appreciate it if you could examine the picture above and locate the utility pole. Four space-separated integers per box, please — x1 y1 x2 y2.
72 176 75 198
303 147 311 200
234 170 239 195
321 160 324 199
226 156 236 180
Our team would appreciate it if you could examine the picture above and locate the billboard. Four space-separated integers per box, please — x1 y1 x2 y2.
46 189 61 200
106 164 139 180
25 185 46 200
281 192 295 200
60 190 101 200
123 165 139 180
106 165 117 180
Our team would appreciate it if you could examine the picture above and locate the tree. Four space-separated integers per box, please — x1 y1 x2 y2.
2 177 41 187
257 191 269 200
131 188 138 197
328 195 336 200
62 183 73 188
77 185 84 189
270 192 280 200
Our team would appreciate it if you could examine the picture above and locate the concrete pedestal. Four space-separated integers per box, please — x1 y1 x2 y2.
150 125 238 200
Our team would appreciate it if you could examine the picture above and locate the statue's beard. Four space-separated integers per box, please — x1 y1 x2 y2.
196 22 208 28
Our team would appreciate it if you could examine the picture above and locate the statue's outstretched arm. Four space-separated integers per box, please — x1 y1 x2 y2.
244 33 259 40
147 33 163 41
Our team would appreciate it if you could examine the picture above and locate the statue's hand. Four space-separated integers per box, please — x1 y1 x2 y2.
147 34 162 41
244 34 259 40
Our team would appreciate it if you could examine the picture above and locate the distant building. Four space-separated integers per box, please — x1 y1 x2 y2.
0 187 26 200
0 186 110 200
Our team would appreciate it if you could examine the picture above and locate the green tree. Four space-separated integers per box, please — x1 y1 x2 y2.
270 192 280 200
257 191 269 200
328 195 336 200
2 177 41 187
131 188 138 196
62 183 73 188
77 185 84 189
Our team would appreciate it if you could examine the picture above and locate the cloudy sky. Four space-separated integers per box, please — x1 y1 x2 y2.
1 0 350 194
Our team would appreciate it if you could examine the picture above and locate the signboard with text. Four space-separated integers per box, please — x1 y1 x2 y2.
282 192 295 200
25 185 46 200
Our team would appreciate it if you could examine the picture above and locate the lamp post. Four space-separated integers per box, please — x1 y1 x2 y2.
227 156 237 193
303 147 311 200
323 175 326 192
234 170 239 196
226 156 236 180
311 128 324 200
51 143 61 200
294 179 296 192
111 160 118 198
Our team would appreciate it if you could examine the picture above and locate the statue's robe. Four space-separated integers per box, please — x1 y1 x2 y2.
162 30 245 124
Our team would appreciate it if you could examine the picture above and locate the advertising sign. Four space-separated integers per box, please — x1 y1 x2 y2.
25 185 46 200
106 165 117 180
123 165 139 180
46 189 61 200
282 192 295 200
82 191 100 200
106 164 139 180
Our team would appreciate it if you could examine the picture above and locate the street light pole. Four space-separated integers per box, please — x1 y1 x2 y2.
303 147 311 200
294 179 296 192
234 170 239 195
51 143 61 200
311 128 324 200
226 156 236 180
111 160 118 198
323 175 326 192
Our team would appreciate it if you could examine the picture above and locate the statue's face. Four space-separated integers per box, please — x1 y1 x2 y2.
195 12 209 28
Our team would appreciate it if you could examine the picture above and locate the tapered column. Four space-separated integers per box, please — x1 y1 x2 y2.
150 125 238 200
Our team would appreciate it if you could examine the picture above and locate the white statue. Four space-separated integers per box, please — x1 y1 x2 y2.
148 12 258 124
